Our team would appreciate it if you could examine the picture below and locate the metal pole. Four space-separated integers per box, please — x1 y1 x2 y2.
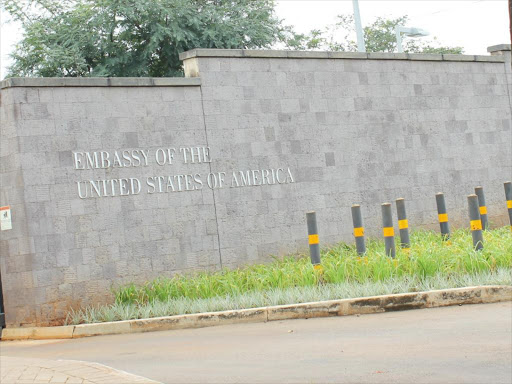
436 192 450 240
352 0 366 52
505 181 512 231
467 194 484 251
0 270 5 328
306 211 322 270
351 204 366 255
381 203 396 258
396 198 410 250
509 0 512 54
395 27 403 53
474 186 488 230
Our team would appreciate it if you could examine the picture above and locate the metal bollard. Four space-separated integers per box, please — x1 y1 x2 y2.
351 204 366 255
395 198 410 250
467 194 484 251
306 211 322 270
505 181 512 231
381 203 396 258
435 193 450 241
474 186 488 230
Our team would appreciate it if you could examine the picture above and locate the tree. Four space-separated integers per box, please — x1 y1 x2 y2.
3 3 465 78
3 0 283 77
281 27 325 51
283 14 464 55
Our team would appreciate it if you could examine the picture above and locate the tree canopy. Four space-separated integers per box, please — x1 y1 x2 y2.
3 0 283 77
283 14 464 55
3 1 464 78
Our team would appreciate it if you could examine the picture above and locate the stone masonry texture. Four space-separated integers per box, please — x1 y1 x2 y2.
1 46 511 327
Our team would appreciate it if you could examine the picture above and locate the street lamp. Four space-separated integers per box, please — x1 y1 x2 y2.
395 26 429 53
352 0 366 52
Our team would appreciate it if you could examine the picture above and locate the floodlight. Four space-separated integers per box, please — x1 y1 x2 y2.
395 26 430 53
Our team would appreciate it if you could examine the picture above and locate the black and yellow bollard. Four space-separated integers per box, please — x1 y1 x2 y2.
505 181 512 231
381 203 396 258
435 192 450 241
306 211 322 271
395 198 410 251
474 186 488 230
351 204 366 255
467 194 484 251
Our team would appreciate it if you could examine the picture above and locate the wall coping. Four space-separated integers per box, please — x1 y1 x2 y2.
487 44 511 53
0 77 201 89
179 48 505 63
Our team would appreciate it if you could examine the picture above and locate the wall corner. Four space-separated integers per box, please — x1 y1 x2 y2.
183 58 200 78
487 44 511 62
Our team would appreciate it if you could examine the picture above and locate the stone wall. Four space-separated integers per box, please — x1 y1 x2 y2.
180 45 512 267
0 78 223 326
1 45 511 327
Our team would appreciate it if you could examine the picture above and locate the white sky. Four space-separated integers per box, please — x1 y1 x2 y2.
0 0 509 79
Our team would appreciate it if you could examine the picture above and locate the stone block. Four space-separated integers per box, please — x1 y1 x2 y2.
328 52 368 59
443 54 475 62
409 53 443 61
243 50 288 58
287 51 329 59
367 52 408 60
1 326 73 340
475 55 505 63
73 321 131 338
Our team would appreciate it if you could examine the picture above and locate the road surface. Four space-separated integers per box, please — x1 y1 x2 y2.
1 302 511 383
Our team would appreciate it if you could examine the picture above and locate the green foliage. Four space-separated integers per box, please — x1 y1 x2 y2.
282 27 326 51
66 266 512 325
65 226 512 324
3 2 466 78
419 42 466 55
284 14 464 54
3 0 283 77
112 227 511 305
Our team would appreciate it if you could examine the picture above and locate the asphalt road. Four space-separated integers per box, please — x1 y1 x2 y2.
2 302 511 384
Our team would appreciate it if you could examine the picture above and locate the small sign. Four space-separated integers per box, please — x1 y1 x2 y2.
0 206 12 231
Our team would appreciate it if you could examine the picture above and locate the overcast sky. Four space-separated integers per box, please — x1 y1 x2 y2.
0 0 509 79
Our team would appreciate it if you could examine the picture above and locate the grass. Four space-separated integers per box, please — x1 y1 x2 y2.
65 269 512 325
65 227 512 325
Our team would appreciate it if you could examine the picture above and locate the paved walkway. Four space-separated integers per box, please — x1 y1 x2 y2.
0 356 160 384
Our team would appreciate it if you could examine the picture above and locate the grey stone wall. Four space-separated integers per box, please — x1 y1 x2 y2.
182 46 512 268
1 46 511 327
0 79 221 326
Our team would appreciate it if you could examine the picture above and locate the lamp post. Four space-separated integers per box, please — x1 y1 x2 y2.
352 0 366 52
395 26 429 53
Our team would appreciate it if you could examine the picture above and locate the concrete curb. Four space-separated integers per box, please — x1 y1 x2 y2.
2 285 510 341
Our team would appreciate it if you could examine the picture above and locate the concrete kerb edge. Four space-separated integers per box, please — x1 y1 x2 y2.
1 285 510 341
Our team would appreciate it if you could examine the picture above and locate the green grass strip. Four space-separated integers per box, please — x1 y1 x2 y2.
66 269 512 325
66 227 512 325
115 227 512 304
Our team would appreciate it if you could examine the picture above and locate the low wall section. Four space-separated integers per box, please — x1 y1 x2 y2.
1 45 511 326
